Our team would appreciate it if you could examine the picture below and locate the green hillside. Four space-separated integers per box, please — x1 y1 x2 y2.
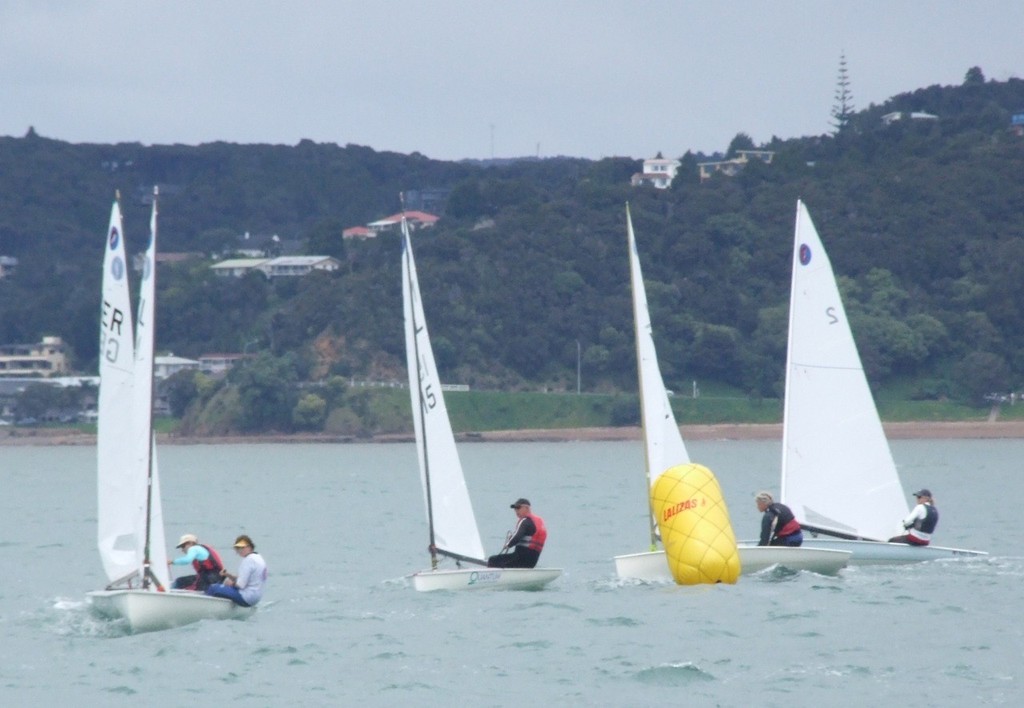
2 69 1023 433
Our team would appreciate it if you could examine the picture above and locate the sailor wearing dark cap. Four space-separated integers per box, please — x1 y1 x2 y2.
486 498 549 568
889 489 939 546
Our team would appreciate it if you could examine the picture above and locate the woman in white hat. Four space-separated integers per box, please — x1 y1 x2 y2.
168 533 225 591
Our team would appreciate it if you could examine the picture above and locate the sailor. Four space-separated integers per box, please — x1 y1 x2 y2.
889 489 939 545
755 491 804 546
487 498 548 568
205 534 268 607
168 533 225 591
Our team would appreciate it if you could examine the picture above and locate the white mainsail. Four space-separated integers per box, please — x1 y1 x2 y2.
627 205 689 544
402 217 486 563
97 199 142 583
780 200 909 541
132 191 169 587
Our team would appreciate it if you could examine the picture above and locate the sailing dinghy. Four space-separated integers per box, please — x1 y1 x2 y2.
401 215 561 592
87 192 249 631
780 201 986 564
612 205 850 581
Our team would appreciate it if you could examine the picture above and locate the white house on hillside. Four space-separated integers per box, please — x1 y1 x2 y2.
698 149 775 182
154 355 200 380
258 256 341 278
343 211 440 238
365 211 440 235
211 256 340 278
631 154 681 189
211 258 268 277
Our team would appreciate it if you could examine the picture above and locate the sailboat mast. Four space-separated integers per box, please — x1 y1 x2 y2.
140 186 161 589
779 200 802 503
404 214 439 567
626 205 659 549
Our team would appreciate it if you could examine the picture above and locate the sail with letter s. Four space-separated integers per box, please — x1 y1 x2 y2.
780 200 908 541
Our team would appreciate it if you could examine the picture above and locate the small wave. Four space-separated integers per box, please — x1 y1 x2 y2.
501 639 553 649
634 662 715 686
509 600 582 613
40 596 131 638
747 565 801 581
380 576 412 589
371 651 409 660
591 576 674 591
586 616 642 627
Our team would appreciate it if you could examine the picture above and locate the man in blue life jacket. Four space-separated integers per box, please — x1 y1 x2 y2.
487 498 548 568
755 491 804 546
889 489 939 545
168 533 224 591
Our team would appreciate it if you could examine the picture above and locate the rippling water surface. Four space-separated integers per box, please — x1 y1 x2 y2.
1 439 1021 706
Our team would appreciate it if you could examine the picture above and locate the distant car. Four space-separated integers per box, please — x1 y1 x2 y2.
15 417 38 426
0 419 11 426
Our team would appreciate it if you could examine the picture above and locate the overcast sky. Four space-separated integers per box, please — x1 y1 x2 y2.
3 2 1022 161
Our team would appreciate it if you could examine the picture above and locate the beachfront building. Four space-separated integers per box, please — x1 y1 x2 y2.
0 336 69 378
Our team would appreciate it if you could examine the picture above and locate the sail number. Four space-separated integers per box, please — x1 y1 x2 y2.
418 354 438 411
421 383 437 411
826 306 839 325
101 300 127 363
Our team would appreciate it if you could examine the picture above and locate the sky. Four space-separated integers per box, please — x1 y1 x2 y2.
2 1 1023 162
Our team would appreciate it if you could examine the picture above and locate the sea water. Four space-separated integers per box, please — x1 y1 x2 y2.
1 439 1021 706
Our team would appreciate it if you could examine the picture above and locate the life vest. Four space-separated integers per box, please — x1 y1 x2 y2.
193 544 224 576
517 513 547 552
769 503 801 540
777 517 802 538
909 504 939 542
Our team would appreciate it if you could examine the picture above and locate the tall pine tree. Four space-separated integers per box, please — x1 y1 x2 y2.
831 52 855 134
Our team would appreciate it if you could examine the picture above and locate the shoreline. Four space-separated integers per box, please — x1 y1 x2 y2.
4 420 1024 446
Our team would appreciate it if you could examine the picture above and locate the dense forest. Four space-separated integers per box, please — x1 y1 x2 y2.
2 69 1023 432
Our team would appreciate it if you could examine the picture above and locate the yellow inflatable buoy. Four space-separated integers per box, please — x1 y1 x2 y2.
650 463 741 585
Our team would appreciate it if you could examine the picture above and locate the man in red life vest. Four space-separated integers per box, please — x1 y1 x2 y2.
487 498 548 568
168 533 225 590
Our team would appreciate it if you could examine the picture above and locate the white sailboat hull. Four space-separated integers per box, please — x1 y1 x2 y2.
797 538 988 564
409 567 562 592
87 589 253 633
614 545 850 581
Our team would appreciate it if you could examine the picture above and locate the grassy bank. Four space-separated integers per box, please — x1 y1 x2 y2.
359 387 993 433
47 386 1000 438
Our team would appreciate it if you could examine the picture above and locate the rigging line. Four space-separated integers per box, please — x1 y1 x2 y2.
435 548 488 567
790 362 863 372
141 185 160 589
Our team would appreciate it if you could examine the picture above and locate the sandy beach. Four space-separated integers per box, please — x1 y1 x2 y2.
4 420 1024 445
